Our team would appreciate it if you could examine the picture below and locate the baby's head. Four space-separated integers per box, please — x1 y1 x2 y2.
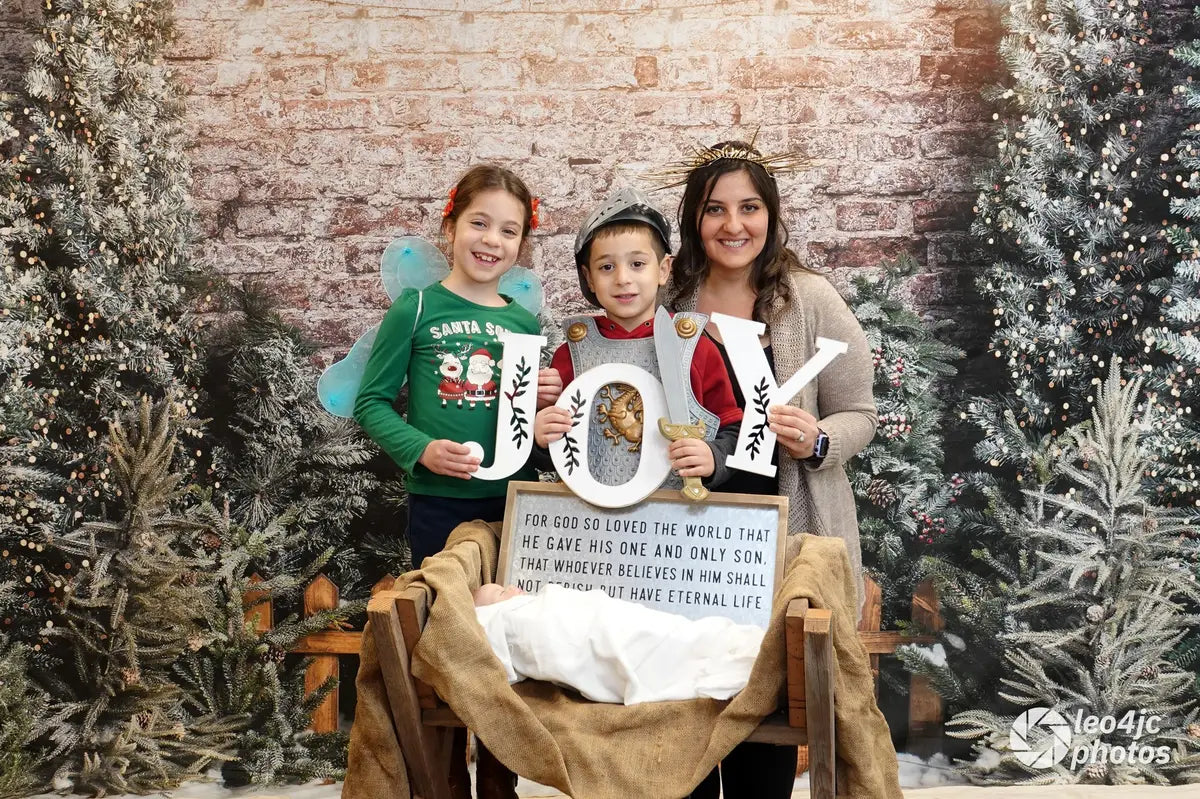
473 583 527 607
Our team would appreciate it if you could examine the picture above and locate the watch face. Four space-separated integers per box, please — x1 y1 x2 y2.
814 433 829 458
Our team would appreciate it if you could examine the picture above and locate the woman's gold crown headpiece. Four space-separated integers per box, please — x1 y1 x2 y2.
647 131 807 189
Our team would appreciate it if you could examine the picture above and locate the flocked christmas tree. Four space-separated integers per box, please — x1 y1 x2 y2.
0 93 52 799
44 400 233 794
1 91 66 663
174 500 353 786
948 369 1200 784
846 257 967 626
0 0 207 670
905 0 1200 732
1160 4 1200 679
969 0 1200 507
199 284 386 594
1156 6 1200 409
1 0 376 789
0 607 46 798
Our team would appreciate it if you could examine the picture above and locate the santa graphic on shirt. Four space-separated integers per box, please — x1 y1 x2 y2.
463 348 498 409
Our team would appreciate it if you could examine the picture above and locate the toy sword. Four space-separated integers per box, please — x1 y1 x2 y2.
653 306 709 501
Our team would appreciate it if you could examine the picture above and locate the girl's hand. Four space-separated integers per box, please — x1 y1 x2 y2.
669 438 714 478
419 439 480 479
768 405 820 460
534 406 573 448
536 368 564 410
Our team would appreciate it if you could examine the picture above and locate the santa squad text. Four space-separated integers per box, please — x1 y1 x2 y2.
428 319 517 340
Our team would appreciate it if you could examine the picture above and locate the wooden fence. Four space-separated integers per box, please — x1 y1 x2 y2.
251 573 944 739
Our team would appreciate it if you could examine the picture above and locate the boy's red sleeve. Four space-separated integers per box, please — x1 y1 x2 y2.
690 337 743 426
550 343 574 388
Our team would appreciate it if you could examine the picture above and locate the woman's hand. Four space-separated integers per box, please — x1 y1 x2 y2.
768 405 820 460
536 368 564 410
418 439 480 479
669 437 715 478
534 406 574 448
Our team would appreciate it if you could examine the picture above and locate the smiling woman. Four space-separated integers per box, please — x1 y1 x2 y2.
666 140 882 799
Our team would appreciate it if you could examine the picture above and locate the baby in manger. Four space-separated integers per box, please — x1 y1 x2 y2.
473 582 765 706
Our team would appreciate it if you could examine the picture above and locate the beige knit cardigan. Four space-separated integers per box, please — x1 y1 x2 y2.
672 268 878 607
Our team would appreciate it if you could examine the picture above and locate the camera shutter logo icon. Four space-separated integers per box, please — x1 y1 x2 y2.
1010 707 1072 768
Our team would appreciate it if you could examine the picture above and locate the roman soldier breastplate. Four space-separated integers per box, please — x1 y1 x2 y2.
563 313 719 488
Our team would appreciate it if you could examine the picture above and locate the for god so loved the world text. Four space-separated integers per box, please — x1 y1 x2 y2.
499 485 785 629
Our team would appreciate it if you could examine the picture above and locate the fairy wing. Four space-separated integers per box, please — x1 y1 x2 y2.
380 236 451 302
499 265 544 316
317 323 379 418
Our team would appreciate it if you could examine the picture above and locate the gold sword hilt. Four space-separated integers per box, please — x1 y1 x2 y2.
658 418 709 502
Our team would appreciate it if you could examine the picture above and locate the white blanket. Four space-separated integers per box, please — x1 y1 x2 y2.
475 583 765 705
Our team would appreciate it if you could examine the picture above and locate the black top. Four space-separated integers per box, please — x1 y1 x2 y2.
711 336 779 496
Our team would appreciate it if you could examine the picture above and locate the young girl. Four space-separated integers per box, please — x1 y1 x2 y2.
353 164 544 799
354 164 544 566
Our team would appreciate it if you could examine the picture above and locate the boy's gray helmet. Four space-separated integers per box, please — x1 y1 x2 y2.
574 187 673 308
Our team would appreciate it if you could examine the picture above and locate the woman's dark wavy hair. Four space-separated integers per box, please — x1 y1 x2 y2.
669 141 811 323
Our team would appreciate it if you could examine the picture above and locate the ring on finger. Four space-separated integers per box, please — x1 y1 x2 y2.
796 430 806 443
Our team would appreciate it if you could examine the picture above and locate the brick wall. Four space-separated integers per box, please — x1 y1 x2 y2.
4 0 1003 361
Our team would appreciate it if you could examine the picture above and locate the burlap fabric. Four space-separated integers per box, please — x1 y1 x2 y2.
344 521 902 799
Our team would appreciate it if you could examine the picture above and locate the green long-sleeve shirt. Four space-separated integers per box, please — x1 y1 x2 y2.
353 282 539 498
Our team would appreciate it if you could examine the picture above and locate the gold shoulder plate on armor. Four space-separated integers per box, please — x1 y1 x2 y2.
674 316 698 338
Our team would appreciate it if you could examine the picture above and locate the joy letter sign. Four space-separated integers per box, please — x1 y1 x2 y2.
471 315 846 509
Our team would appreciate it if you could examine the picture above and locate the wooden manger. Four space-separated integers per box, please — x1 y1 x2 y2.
363 574 940 799
356 485 940 798
367 580 842 799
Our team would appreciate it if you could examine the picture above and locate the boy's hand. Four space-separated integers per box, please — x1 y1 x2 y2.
419 439 480 480
669 438 714 478
534 406 574 448
536 368 563 409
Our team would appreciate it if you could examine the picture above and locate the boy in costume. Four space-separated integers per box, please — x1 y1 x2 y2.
534 187 741 488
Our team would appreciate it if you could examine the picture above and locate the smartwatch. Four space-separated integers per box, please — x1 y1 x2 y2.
805 429 830 466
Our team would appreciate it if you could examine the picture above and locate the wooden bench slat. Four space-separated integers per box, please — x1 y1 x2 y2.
804 608 836 799
785 598 809 729
369 592 453 799
746 713 810 746
908 578 944 750
303 575 340 733
396 584 441 710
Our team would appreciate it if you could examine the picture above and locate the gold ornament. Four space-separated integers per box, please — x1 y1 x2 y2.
595 384 643 452
567 323 588 343
674 316 698 338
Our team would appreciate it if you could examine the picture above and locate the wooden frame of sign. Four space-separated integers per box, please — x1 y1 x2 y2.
498 480 788 629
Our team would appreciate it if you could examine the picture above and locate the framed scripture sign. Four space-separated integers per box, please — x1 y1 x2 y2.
498 481 788 629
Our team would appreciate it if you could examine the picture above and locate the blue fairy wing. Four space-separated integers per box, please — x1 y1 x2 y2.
320 236 443 418
318 323 386 418
498 265 544 315
380 236 450 301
